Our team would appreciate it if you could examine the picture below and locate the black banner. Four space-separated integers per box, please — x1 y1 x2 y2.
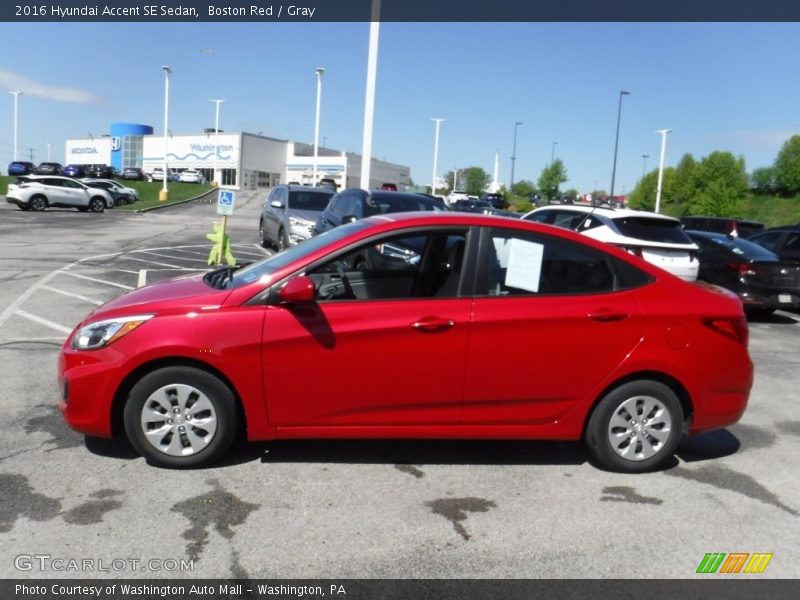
2 579 800 600
2 0 800 22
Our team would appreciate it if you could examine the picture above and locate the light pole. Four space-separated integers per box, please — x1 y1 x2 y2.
655 129 672 214
9 91 23 161
209 98 225 186
160 66 172 202
313 67 325 184
510 121 522 189
609 90 630 203
551 141 559 165
642 154 650 178
430 118 446 195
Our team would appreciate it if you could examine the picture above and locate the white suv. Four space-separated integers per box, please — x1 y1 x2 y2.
523 205 699 281
6 175 114 212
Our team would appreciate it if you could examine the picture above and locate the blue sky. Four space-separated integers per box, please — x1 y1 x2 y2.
1 22 798 194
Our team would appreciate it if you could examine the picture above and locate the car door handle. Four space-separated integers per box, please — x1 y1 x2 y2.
587 311 629 323
412 317 455 332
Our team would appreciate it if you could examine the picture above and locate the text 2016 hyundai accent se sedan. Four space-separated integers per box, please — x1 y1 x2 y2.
58 213 753 472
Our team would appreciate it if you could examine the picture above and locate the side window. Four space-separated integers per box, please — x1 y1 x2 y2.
785 233 800 251
331 193 349 217
751 232 781 252
483 229 617 296
523 210 552 224
63 180 83 189
307 229 468 301
43 178 63 187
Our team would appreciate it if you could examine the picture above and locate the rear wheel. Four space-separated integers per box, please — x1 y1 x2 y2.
88 197 106 213
29 195 47 211
123 366 239 468
585 380 683 473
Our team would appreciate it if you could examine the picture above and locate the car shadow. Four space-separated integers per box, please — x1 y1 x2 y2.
218 438 591 469
84 435 140 460
675 429 741 463
747 311 798 324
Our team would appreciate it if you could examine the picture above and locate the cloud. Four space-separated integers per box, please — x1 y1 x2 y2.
0 69 104 105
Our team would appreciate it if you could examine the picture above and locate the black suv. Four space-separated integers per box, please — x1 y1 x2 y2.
35 162 63 175
479 192 506 209
314 189 445 235
86 164 116 178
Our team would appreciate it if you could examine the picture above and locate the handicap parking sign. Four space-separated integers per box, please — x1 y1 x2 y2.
217 190 235 216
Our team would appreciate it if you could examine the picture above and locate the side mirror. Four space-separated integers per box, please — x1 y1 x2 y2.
270 200 284 209
279 275 316 303
342 214 358 225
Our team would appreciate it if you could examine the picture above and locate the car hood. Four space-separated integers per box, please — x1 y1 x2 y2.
288 209 323 222
88 273 231 320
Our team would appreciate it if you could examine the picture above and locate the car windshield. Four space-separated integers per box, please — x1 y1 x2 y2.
707 235 780 260
288 191 333 211
612 217 693 244
224 220 373 289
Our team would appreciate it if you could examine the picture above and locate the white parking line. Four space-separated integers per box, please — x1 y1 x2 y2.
235 248 270 257
60 271 135 290
39 285 103 306
14 309 72 335
166 248 209 258
124 256 198 270
137 270 147 287
135 250 209 263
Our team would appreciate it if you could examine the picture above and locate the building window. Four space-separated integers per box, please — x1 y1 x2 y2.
121 135 143 169
221 169 237 186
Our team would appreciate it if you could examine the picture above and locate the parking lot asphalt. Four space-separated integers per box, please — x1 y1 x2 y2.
0 191 798 580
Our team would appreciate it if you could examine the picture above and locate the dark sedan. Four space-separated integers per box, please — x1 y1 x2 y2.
687 230 800 316
314 189 446 235
86 164 116 178
121 167 145 180
34 162 63 175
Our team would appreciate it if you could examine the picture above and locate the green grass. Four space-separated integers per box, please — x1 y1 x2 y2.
738 194 800 228
1 175 214 211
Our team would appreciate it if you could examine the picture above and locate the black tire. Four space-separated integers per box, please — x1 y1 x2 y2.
88 197 106 213
277 228 289 251
29 195 47 211
585 380 683 473
259 219 270 248
123 366 239 468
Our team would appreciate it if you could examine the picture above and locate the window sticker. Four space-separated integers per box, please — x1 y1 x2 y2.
505 238 544 293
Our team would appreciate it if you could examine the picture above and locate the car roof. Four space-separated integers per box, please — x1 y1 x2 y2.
528 204 681 223
286 184 331 191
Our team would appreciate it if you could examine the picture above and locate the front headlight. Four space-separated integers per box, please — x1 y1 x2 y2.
71 314 154 350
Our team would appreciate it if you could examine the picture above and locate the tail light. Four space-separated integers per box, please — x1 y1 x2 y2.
728 262 755 277
703 316 749 345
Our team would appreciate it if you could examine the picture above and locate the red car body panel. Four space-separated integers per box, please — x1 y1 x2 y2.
59 212 753 449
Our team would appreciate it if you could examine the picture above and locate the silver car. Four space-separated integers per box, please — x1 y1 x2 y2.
259 184 335 250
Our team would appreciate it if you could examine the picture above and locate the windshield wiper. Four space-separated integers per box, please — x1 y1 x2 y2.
203 262 251 290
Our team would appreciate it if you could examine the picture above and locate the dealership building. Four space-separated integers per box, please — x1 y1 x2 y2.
64 122 412 191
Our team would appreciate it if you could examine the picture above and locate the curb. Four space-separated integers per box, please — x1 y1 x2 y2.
134 188 217 213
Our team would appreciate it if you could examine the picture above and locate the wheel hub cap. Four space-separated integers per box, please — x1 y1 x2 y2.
140 384 218 457
607 395 672 462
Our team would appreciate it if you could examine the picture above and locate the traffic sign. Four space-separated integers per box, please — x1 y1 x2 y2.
217 189 235 215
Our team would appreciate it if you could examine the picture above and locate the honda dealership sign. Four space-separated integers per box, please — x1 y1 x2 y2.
64 139 112 164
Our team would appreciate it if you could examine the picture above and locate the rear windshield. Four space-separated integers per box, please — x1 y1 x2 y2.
365 195 442 216
708 236 779 261
288 190 333 211
612 217 693 244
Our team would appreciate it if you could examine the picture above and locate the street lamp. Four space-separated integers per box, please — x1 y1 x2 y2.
209 99 226 186
430 118 446 195
551 141 559 165
510 121 522 189
655 129 673 214
609 90 630 203
642 154 650 178
313 67 325 184
160 66 172 202
9 91 23 161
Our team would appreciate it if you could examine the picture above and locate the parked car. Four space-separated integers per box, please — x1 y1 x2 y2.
259 184 335 250
62 164 87 178
314 189 447 235
379 183 398 191
58 212 753 471
7 161 36 176
452 198 495 213
747 227 800 262
85 164 116 179
6 175 113 212
686 230 800 316
680 216 765 239
523 205 699 281
479 192 506 209
121 167 145 181
34 162 63 175
179 169 205 184
148 168 172 182
316 178 338 191
82 178 138 206
446 190 469 206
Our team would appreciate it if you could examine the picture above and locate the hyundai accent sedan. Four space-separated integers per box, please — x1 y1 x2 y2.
59 213 753 471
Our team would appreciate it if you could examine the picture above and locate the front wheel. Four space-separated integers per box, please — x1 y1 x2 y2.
585 380 683 473
88 197 106 213
123 366 239 468
29 195 47 211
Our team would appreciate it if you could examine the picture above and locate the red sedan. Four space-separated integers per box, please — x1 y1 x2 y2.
58 212 753 472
